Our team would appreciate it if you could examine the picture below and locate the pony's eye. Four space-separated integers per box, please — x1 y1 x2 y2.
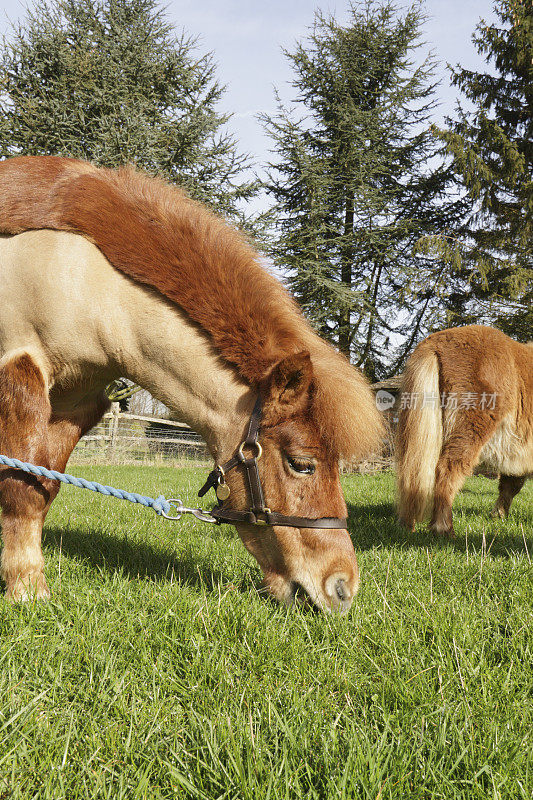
286 455 316 475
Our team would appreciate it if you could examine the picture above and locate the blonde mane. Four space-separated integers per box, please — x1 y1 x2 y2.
0 156 382 460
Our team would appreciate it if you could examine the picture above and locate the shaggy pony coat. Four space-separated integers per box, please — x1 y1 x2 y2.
396 325 532 534
0 155 382 463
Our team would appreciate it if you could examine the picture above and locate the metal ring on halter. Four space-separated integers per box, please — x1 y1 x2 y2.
237 440 263 461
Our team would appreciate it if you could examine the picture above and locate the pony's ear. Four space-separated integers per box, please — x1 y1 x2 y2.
261 351 313 419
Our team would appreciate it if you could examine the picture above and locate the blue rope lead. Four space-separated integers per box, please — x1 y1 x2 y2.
0 454 172 516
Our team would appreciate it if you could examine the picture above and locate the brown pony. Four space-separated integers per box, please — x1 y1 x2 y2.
396 325 532 535
0 156 383 610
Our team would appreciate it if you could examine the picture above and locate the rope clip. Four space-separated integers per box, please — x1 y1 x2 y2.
160 498 218 524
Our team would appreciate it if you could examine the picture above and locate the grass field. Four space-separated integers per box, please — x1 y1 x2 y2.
0 466 531 799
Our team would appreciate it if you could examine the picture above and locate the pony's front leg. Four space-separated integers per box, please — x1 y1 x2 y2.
0 352 56 601
492 474 526 519
2 391 110 601
1 515 50 601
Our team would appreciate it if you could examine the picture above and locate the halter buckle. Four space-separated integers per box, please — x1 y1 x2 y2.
254 508 271 525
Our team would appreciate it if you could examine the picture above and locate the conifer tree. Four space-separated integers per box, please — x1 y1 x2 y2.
433 0 532 340
0 0 257 217
262 1 463 374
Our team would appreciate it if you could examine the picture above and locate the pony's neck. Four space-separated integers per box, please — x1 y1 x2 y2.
118 295 256 463
1 229 257 463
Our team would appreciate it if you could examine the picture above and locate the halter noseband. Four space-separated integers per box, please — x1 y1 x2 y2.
198 396 348 529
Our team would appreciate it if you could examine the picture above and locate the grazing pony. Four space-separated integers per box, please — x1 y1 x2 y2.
396 325 532 535
0 156 383 610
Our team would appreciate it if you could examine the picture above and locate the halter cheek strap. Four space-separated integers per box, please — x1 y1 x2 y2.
198 396 348 530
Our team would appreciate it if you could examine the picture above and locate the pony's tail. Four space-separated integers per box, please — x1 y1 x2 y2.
396 344 442 530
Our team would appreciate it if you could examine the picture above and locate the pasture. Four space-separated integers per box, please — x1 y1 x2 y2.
0 466 531 800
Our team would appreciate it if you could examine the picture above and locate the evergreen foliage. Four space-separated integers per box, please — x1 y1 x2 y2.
262 1 463 375
0 0 257 217
434 0 532 340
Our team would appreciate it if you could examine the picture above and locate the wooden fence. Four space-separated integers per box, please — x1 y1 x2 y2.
71 405 209 466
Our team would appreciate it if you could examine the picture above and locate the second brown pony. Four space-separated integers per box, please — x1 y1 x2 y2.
396 325 532 535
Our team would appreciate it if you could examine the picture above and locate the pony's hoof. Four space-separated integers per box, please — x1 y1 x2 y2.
398 516 416 533
429 523 455 539
491 506 506 520
6 574 51 602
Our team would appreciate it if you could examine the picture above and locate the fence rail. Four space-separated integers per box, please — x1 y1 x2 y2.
71 406 210 466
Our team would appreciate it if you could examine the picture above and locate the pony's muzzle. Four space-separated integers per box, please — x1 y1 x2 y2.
289 570 358 613
324 571 359 613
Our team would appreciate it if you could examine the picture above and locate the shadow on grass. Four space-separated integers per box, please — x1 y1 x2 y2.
39 493 531 594
460 487 497 498
347 501 533 559
42 524 247 593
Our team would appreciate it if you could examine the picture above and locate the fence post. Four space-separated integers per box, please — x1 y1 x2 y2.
107 403 120 461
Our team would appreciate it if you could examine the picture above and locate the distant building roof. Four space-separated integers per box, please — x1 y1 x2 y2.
371 375 403 393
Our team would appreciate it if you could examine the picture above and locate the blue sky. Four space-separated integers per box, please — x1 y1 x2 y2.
1 0 497 208
157 1 496 175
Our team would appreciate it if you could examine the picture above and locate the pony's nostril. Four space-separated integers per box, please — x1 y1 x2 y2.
335 578 349 602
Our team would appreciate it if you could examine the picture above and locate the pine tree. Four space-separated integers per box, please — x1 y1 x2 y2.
434 0 532 340
262 1 463 374
0 0 257 217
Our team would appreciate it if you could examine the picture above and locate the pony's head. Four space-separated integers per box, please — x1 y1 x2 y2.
220 349 381 613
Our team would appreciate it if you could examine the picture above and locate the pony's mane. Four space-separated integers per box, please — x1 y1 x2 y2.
0 155 382 460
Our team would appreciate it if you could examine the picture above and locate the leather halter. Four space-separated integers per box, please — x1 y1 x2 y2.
198 396 348 529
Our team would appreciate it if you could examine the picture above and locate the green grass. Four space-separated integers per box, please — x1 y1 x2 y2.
0 467 531 799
